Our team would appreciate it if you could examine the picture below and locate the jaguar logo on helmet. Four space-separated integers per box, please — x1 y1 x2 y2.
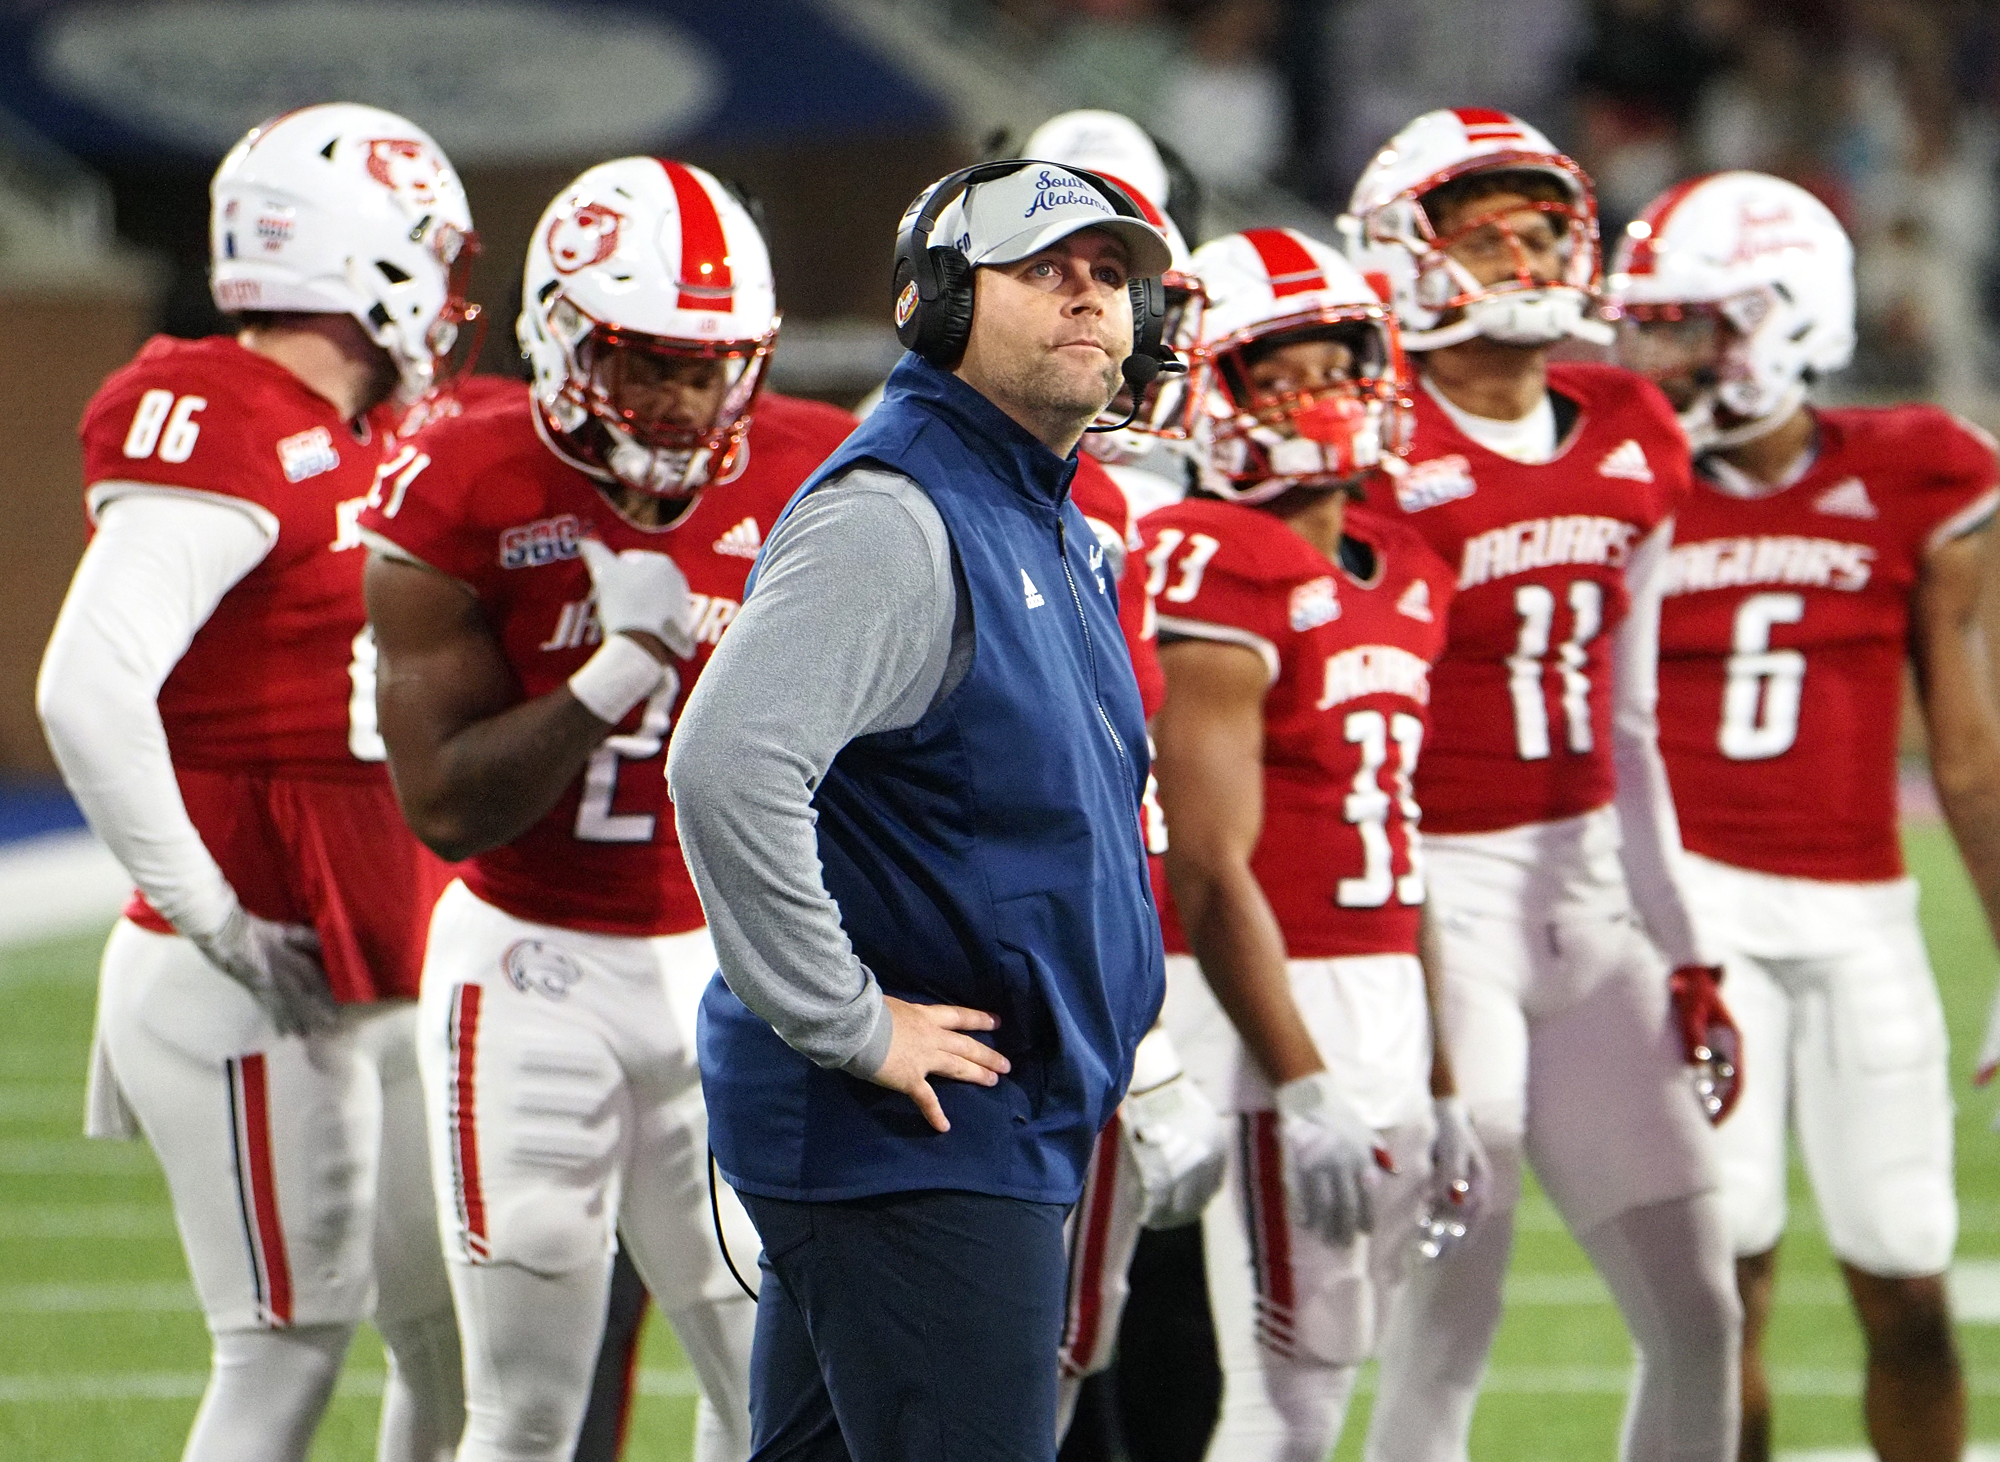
548 203 624 275
364 138 446 205
894 279 919 328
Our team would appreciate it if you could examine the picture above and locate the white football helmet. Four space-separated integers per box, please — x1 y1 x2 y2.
1342 107 1607 352
1605 171 1854 450
1182 227 1411 505
210 103 478 405
1023 109 1208 463
519 157 780 497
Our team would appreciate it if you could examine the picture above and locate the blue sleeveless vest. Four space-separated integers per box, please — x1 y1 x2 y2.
698 353 1165 1204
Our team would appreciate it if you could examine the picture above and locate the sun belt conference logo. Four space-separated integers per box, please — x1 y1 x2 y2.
895 279 920 328
548 202 623 275
364 138 447 206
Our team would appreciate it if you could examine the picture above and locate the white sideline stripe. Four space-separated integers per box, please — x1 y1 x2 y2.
0 831 127 950
1953 1258 2000 1322
0 1367 702 1404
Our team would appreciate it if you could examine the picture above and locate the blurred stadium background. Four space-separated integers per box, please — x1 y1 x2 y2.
5 1 2000 1458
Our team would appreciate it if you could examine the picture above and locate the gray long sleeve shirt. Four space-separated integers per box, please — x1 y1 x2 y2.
666 467 972 1079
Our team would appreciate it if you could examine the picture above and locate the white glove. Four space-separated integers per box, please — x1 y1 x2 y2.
578 538 697 659
1274 1071 1384 1248
1122 1073 1227 1229
188 906 339 1037
1428 1095 1491 1232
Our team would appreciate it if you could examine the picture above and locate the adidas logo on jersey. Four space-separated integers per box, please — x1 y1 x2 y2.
1812 477 1878 519
1022 570 1046 608
712 517 763 558
1289 576 1341 630
1395 579 1434 622
1394 454 1477 513
1597 439 1654 483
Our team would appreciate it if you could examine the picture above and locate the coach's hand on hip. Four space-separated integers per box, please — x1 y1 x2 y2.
867 997 1011 1132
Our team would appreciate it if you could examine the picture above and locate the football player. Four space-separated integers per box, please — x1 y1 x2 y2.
1144 226 1486 1462
359 158 857 1462
1610 170 2000 1462
1342 108 1743 1461
37 104 476 1462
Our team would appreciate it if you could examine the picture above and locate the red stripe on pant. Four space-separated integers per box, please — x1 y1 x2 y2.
232 1053 295 1326
1244 1110 1296 1355
450 984 491 1262
1060 1116 1124 1378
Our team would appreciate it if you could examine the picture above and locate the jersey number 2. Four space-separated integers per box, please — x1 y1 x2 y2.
574 672 681 843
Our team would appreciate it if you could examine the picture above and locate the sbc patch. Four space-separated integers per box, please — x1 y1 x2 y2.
277 426 340 482
1395 454 1476 513
1289 575 1340 631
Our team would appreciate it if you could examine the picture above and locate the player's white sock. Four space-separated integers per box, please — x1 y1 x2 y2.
1363 1128 1523 1462
452 1259 611 1462
375 1305 465 1462
182 1322 354 1462
663 1296 757 1462
1576 1192 1742 1462
1209 1355 1362 1462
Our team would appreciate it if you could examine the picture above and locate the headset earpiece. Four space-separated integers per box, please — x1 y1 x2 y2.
911 246 977 367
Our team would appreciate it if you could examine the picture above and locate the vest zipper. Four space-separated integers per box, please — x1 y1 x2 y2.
1056 517 1133 781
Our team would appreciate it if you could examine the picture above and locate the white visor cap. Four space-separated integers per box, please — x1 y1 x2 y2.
936 162 1173 280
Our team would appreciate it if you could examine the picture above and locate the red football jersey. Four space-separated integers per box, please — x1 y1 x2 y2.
1143 500 1455 958
79 334 446 1001
80 335 399 774
361 383 856 937
1658 405 2000 881
1372 364 1692 834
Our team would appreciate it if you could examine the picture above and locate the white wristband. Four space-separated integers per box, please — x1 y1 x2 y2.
1129 1025 1185 1095
567 634 665 724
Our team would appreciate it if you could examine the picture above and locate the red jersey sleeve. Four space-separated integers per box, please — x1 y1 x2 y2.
1145 511 1294 682
1914 409 2000 552
80 339 280 519
357 395 517 589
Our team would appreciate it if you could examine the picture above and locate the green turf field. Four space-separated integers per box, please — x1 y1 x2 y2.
4 823 1999 1460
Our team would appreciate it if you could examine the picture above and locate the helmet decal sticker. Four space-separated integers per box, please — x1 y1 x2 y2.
364 138 446 205
547 202 625 275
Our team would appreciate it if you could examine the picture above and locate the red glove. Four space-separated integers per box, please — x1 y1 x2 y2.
1669 964 1741 1124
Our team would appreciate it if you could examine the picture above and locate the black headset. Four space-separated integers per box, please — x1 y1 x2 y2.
891 159 1182 401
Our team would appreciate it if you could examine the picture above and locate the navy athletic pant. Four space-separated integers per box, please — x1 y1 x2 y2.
740 1189 1068 1461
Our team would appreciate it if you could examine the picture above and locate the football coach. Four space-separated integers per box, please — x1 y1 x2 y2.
666 159 1174 1460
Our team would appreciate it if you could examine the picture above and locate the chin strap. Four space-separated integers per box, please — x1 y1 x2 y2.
1403 287 1611 352
1703 380 1808 451
602 420 709 496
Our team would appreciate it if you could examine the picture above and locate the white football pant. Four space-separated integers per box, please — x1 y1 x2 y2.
1362 812 1740 1462
90 918 463 1462
1161 951 1434 1461
1683 853 1955 1276
415 881 757 1462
